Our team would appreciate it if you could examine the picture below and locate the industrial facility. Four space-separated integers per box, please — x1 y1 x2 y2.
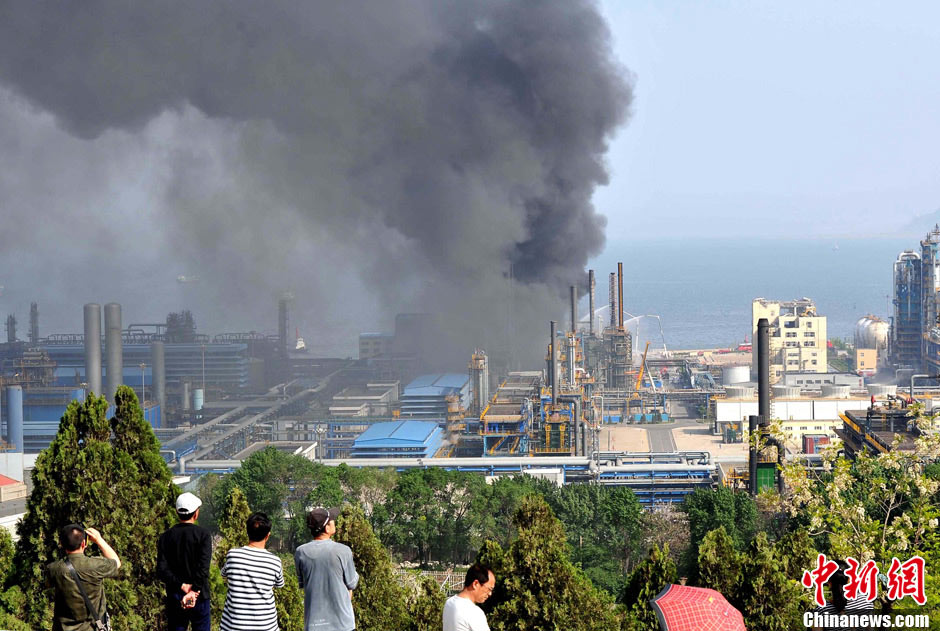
8 253 936 513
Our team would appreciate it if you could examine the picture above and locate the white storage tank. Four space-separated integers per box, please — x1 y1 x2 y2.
724 385 756 398
867 384 897 397
821 384 851 399
721 365 751 386
855 316 890 350
772 384 802 398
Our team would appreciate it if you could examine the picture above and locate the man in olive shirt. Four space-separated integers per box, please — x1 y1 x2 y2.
47 524 121 631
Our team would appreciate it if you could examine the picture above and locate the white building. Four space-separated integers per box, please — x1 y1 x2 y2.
752 298 827 381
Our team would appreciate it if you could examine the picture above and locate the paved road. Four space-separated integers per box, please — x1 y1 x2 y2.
647 426 677 452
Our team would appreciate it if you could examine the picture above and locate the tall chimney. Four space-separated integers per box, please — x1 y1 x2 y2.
151 341 166 411
83 304 102 396
104 302 123 403
588 270 596 336
569 285 578 334
608 273 617 327
550 320 558 404
617 262 625 330
758 318 770 422
29 302 39 345
5 385 23 453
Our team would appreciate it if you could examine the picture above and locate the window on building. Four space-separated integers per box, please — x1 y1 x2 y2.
812 360 817 365
806 331 815 337
806 322 813 328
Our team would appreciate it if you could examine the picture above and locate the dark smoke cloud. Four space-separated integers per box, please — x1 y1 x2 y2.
0 0 631 366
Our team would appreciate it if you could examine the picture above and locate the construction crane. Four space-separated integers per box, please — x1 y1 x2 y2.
634 341 650 393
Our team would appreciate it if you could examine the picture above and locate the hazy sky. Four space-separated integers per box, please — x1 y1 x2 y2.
594 1 940 240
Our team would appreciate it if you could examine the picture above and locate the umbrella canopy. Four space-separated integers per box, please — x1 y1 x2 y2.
650 584 746 631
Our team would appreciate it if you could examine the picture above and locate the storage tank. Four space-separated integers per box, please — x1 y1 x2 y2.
855 315 890 350
772 384 801 398
5 386 23 452
193 388 204 411
724 385 755 398
867 384 897 397
821 384 851 399
721 365 750 385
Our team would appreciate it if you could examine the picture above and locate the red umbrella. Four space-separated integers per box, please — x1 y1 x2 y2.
650 584 746 631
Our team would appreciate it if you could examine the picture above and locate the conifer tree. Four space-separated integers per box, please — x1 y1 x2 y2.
696 526 742 598
275 558 305 631
478 495 622 631
12 387 177 630
406 575 446 631
334 505 410 631
211 485 252 629
738 533 810 631
0 527 28 631
620 544 676 631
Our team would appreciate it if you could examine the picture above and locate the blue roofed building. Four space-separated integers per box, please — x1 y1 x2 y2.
400 373 470 420
350 420 444 458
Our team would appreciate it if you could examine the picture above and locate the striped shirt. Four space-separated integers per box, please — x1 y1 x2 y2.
220 545 285 631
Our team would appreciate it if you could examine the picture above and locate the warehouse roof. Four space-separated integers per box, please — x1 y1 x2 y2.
403 373 468 396
354 421 441 446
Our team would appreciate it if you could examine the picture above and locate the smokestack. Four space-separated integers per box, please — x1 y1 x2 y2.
588 270 596 336
617 262 624 330
104 302 123 403
83 303 102 396
278 296 289 357
550 320 558 404
748 414 758 496
5 386 23 453
758 318 770 422
29 302 38 345
569 285 577 334
609 273 617 328
182 381 191 411
5 315 16 343
151 341 166 411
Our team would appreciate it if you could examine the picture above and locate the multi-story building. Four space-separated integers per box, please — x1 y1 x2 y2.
752 298 828 381
892 250 922 369
921 228 940 368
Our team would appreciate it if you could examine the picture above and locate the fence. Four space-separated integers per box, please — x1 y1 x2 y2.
394 568 466 595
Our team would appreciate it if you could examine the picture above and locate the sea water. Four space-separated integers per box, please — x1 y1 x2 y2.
589 237 912 350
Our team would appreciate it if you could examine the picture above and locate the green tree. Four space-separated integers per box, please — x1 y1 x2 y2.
406 575 446 631
696 526 743 598
620 544 676 631
681 487 755 577
334 505 410 631
12 387 177 630
275 555 305 631
478 495 623 631
781 412 940 614
211 485 252 629
737 533 810 631
0 527 28 631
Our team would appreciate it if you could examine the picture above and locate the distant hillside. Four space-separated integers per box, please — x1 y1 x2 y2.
899 207 940 238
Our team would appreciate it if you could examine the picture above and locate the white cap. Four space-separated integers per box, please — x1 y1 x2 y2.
176 492 202 514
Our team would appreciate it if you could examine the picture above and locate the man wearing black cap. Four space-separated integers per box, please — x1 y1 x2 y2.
157 492 212 631
295 507 359 631
47 524 121 631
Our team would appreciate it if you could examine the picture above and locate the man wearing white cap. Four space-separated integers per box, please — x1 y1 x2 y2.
157 492 212 631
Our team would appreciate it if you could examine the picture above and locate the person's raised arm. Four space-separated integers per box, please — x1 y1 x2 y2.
85 528 121 570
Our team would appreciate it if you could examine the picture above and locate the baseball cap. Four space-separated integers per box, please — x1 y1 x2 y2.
176 492 202 514
308 506 340 531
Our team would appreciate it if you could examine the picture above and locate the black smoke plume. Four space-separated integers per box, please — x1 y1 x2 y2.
0 0 631 367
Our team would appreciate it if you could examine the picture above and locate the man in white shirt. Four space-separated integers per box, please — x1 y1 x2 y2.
442 564 495 631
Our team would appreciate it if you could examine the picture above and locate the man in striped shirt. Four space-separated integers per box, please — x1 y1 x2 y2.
220 512 285 631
